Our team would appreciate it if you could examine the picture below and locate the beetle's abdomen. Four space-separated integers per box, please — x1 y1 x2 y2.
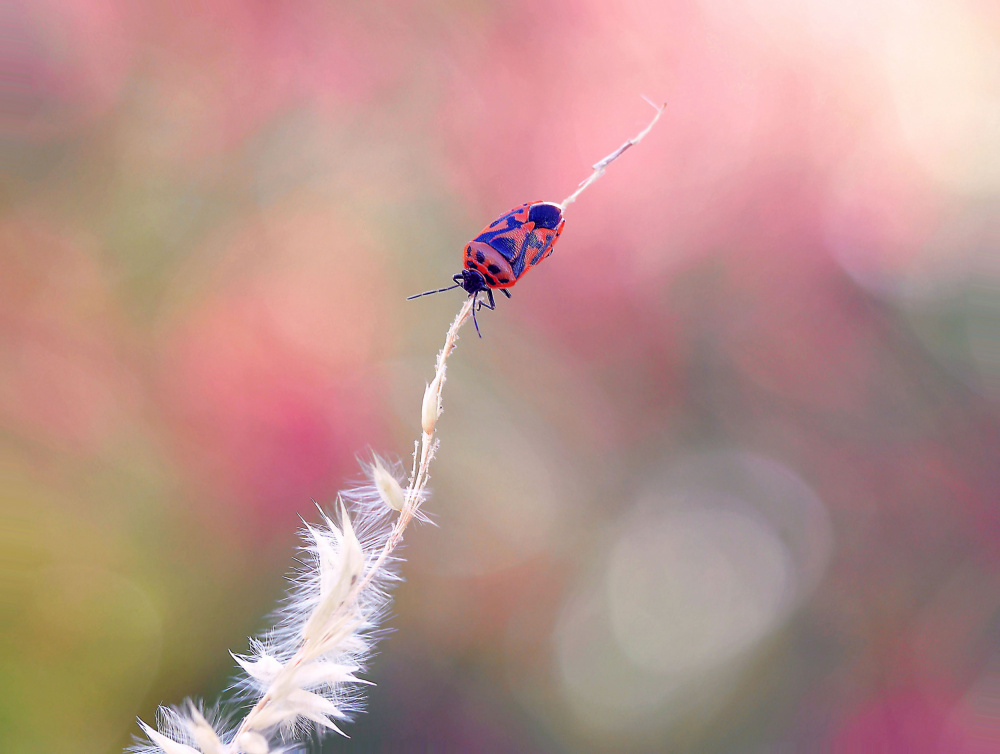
465 241 515 288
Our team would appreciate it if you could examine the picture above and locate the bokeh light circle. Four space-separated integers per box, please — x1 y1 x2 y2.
554 450 832 741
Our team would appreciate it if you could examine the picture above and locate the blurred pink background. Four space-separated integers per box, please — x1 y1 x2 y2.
2 1 999 752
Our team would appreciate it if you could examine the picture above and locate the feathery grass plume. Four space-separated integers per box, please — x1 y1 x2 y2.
133 298 475 753
134 99 664 753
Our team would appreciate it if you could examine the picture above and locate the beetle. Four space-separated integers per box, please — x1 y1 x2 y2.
407 200 565 336
408 98 666 336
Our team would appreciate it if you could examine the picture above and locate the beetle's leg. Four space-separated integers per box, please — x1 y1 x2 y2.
501 289 512 299
477 289 496 311
471 293 482 338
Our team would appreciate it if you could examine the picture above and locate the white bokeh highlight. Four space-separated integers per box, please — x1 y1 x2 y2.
553 450 833 739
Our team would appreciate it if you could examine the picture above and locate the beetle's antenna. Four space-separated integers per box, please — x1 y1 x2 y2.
407 283 462 300
559 96 666 210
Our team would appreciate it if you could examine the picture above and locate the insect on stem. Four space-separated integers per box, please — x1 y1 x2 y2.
137 96 669 754
406 95 665 334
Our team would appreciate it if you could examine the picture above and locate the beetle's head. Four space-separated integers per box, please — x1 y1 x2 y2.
454 268 488 295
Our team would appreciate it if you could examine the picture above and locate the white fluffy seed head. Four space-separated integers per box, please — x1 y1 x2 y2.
140 452 425 751
235 731 270 754
371 455 406 512
185 704 225 754
421 375 443 435
343 453 414 525
301 503 365 652
233 650 283 685
134 704 226 754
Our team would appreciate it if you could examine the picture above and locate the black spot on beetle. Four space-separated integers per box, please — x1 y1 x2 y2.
487 264 501 275
498 277 510 284
484 273 498 286
475 250 486 264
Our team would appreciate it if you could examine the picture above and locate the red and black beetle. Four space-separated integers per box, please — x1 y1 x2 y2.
407 200 565 336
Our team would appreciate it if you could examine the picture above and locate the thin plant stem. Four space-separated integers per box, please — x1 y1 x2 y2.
230 296 475 744
366 296 474 584
560 96 665 209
